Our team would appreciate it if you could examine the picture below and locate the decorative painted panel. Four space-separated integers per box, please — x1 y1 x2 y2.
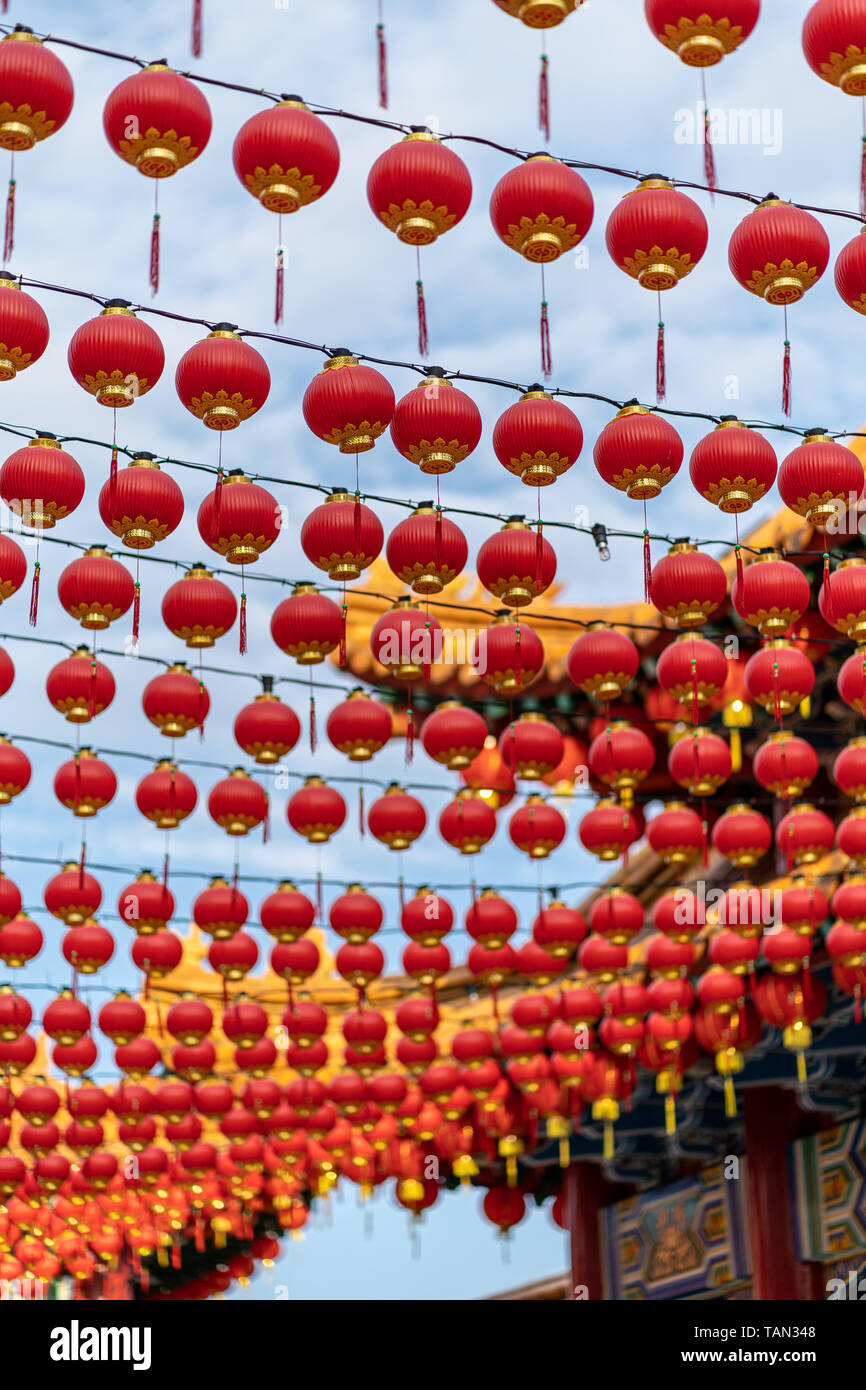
792 1120 866 1262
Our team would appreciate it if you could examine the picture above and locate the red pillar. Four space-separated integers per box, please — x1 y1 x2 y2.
742 1087 825 1300
565 1161 626 1300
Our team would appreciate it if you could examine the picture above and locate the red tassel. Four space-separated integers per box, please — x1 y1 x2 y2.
656 317 666 403
377 21 388 109
197 679 206 741
773 660 782 725
422 620 432 682
239 589 247 655
540 298 552 379
539 54 550 143
213 467 224 530
735 543 744 593
359 784 365 837
782 338 791 416
274 246 284 326
79 841 86 885
353 491 361 557
162 851 170 891
823 551 831 592
315 871 323 921
703 107 716 197
3 177 14 264
534 521 543 593
28 559 39 627
309 693 317 752
642 530 651 603
860 136 866 220
405 701 415 764
263 796 270 844
398 876 405 911
132 583 140 644
690 656 700 726
339 599 348 668
109 445 118 504
701 817 709 869
434 505 443 573
149 213 160 296
192 0 203 57
856 984 863 1026
416 279 429 358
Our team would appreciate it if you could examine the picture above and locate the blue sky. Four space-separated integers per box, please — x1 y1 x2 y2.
1 0 863 1298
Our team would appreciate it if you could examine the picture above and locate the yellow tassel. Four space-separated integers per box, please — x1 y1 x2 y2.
723 1075 737 1118
796 1051 807 1084
799 695 811 719
665 1092 677 1136
559 1136 570 1168
729 728 742 773
156 1244 168 1267
603 1121 614 1160
506 1154 517 1187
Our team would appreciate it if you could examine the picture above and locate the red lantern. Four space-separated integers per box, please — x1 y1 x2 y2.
303 354 394 454
509 795 566 858
326 688 392 761
44 863 101 926
728 199 830 412
54 749 116 818
287 776 346 843
207 769 268 837
0 736 29 803
477 518 556 607
63 922 114 974
474 612 544 695
385 504 468 594
835 227 866 313
42 990 90 1046
370 598 442 680
803 0 866 95
0 872 20 926
820 556 866 639
98 452 183 549
439 789 497 854
367 784 427 850
0 29 73 155
689 417 777 513
711 804 773 866
208 932 258 983
260 883 315 943
161 565 236 647
776 803 836 867
493 388 583 487
497 706 567 783
650 541 727 628
533 898 586 957
336 941 385 990
197 469 279 565
175 325 270 430
329 885 384 943
732 551 810 635
401 888 453 945
777 877 829 934
68 302 164 407
839 648 866 712
778 431 863 527
0 272 49 380
0 433 83 529
300 489 384 580
46 647 114 723
271 583 342 664
490 155 593 262
465 889 518 948
98 992 146 1044
656 633 727 713
117 871 174 935
588 721 655 799
838 809 866 867
135 760 198 830
647 802 705 865
645 1 760 65
590 889 645 945
57 547 134 630
579 798 641 861
193 879 248 941
744 641 815 717
594 402 683 500
668 727 732 795
567 628 639 701
142 664 209 738
103 63 210 177
271 937 320 986
234 689 300 764
835 736 866 801
753 732 819 798
0 532 25 603
606 177 707 398
0 648 10 699
232 97 339 213
390 375 481 475
0 912 42 967
422 702 487 769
